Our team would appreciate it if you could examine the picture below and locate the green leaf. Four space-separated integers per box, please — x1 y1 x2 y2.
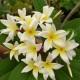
0 22 7 44
0 34 7 45
8 62 35 80
0 22 6 30
8 0 16 5
55 69 71 80
61 18 80 44
0 58 18 78
9 62 44 80
70 60 80 80
0 72 11 80
32 0 46 12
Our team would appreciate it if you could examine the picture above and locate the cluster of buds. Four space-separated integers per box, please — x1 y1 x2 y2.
0 6 79 80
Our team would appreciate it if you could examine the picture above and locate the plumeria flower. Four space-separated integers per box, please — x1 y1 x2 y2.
33 5 54 24
3 41 20 61
42 53 63 80
20 21 40 41
22 39 42 62
0 14 19 42
52 39 79 64
13 8 26 21
22 54 44 80
41 6 54 23
39 23 68 52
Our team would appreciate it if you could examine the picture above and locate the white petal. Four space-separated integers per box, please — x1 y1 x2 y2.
52 50 59 59
10 51 14 60
43 6 54 17
37 54 41 61
66 52 73 60
33 11 42 22
36 43 42 51
13 16 21 21
45 23 56 32
18 9 25 19
43 72 49 80
52 63 63 69
33 68 38 79
14 41 19 46
0 20 10 27
7 14 16 25
68 50 76 57
5 30 15 43
14 43 26 50
49 70 55 80
53 39 65 47
33 53 37 62
26 53 34 63
44 39 52 52
45 18 53 23
22 24 29 30
66 40 79 51
55 30 66 35
17 20 25 24
21 32 27 41
22 66 33 73
22 8 26 16
30 20 38 30
14 54 19 62
1 29 11 33
39 23 46 31
46 53 53 62
3 43 14 49
60 52 70 64
8 31 15 41
5 36 12 42
19 46 27 53
17 32 22 40
21 59 27 64
39 31 48 38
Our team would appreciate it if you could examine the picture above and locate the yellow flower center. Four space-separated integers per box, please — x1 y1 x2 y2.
44 61 52 71
26 19 32 25
26 27 37 37
28 45 36 54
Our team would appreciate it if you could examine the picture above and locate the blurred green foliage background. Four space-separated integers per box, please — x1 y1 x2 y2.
0 0 80 20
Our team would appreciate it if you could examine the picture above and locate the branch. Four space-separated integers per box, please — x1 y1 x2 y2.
61 2 80 26
0 45 9 54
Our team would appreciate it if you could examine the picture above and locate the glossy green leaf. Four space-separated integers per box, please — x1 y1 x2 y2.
8 62 35 80
61 18 80 44
0 72 11 80
0 58 18 78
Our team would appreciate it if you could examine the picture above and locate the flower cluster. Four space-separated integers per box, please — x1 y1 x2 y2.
0 6 79 80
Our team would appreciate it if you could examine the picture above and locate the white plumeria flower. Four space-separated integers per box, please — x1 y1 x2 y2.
3 41 20 61
33 6 54 24
52 39 79 64
20 20 40 41
42 53 63 80
22 39 42 62
22 54 44 80
41 5 54 23
0 14 19 42
13 8 26 21
39 23 67 52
